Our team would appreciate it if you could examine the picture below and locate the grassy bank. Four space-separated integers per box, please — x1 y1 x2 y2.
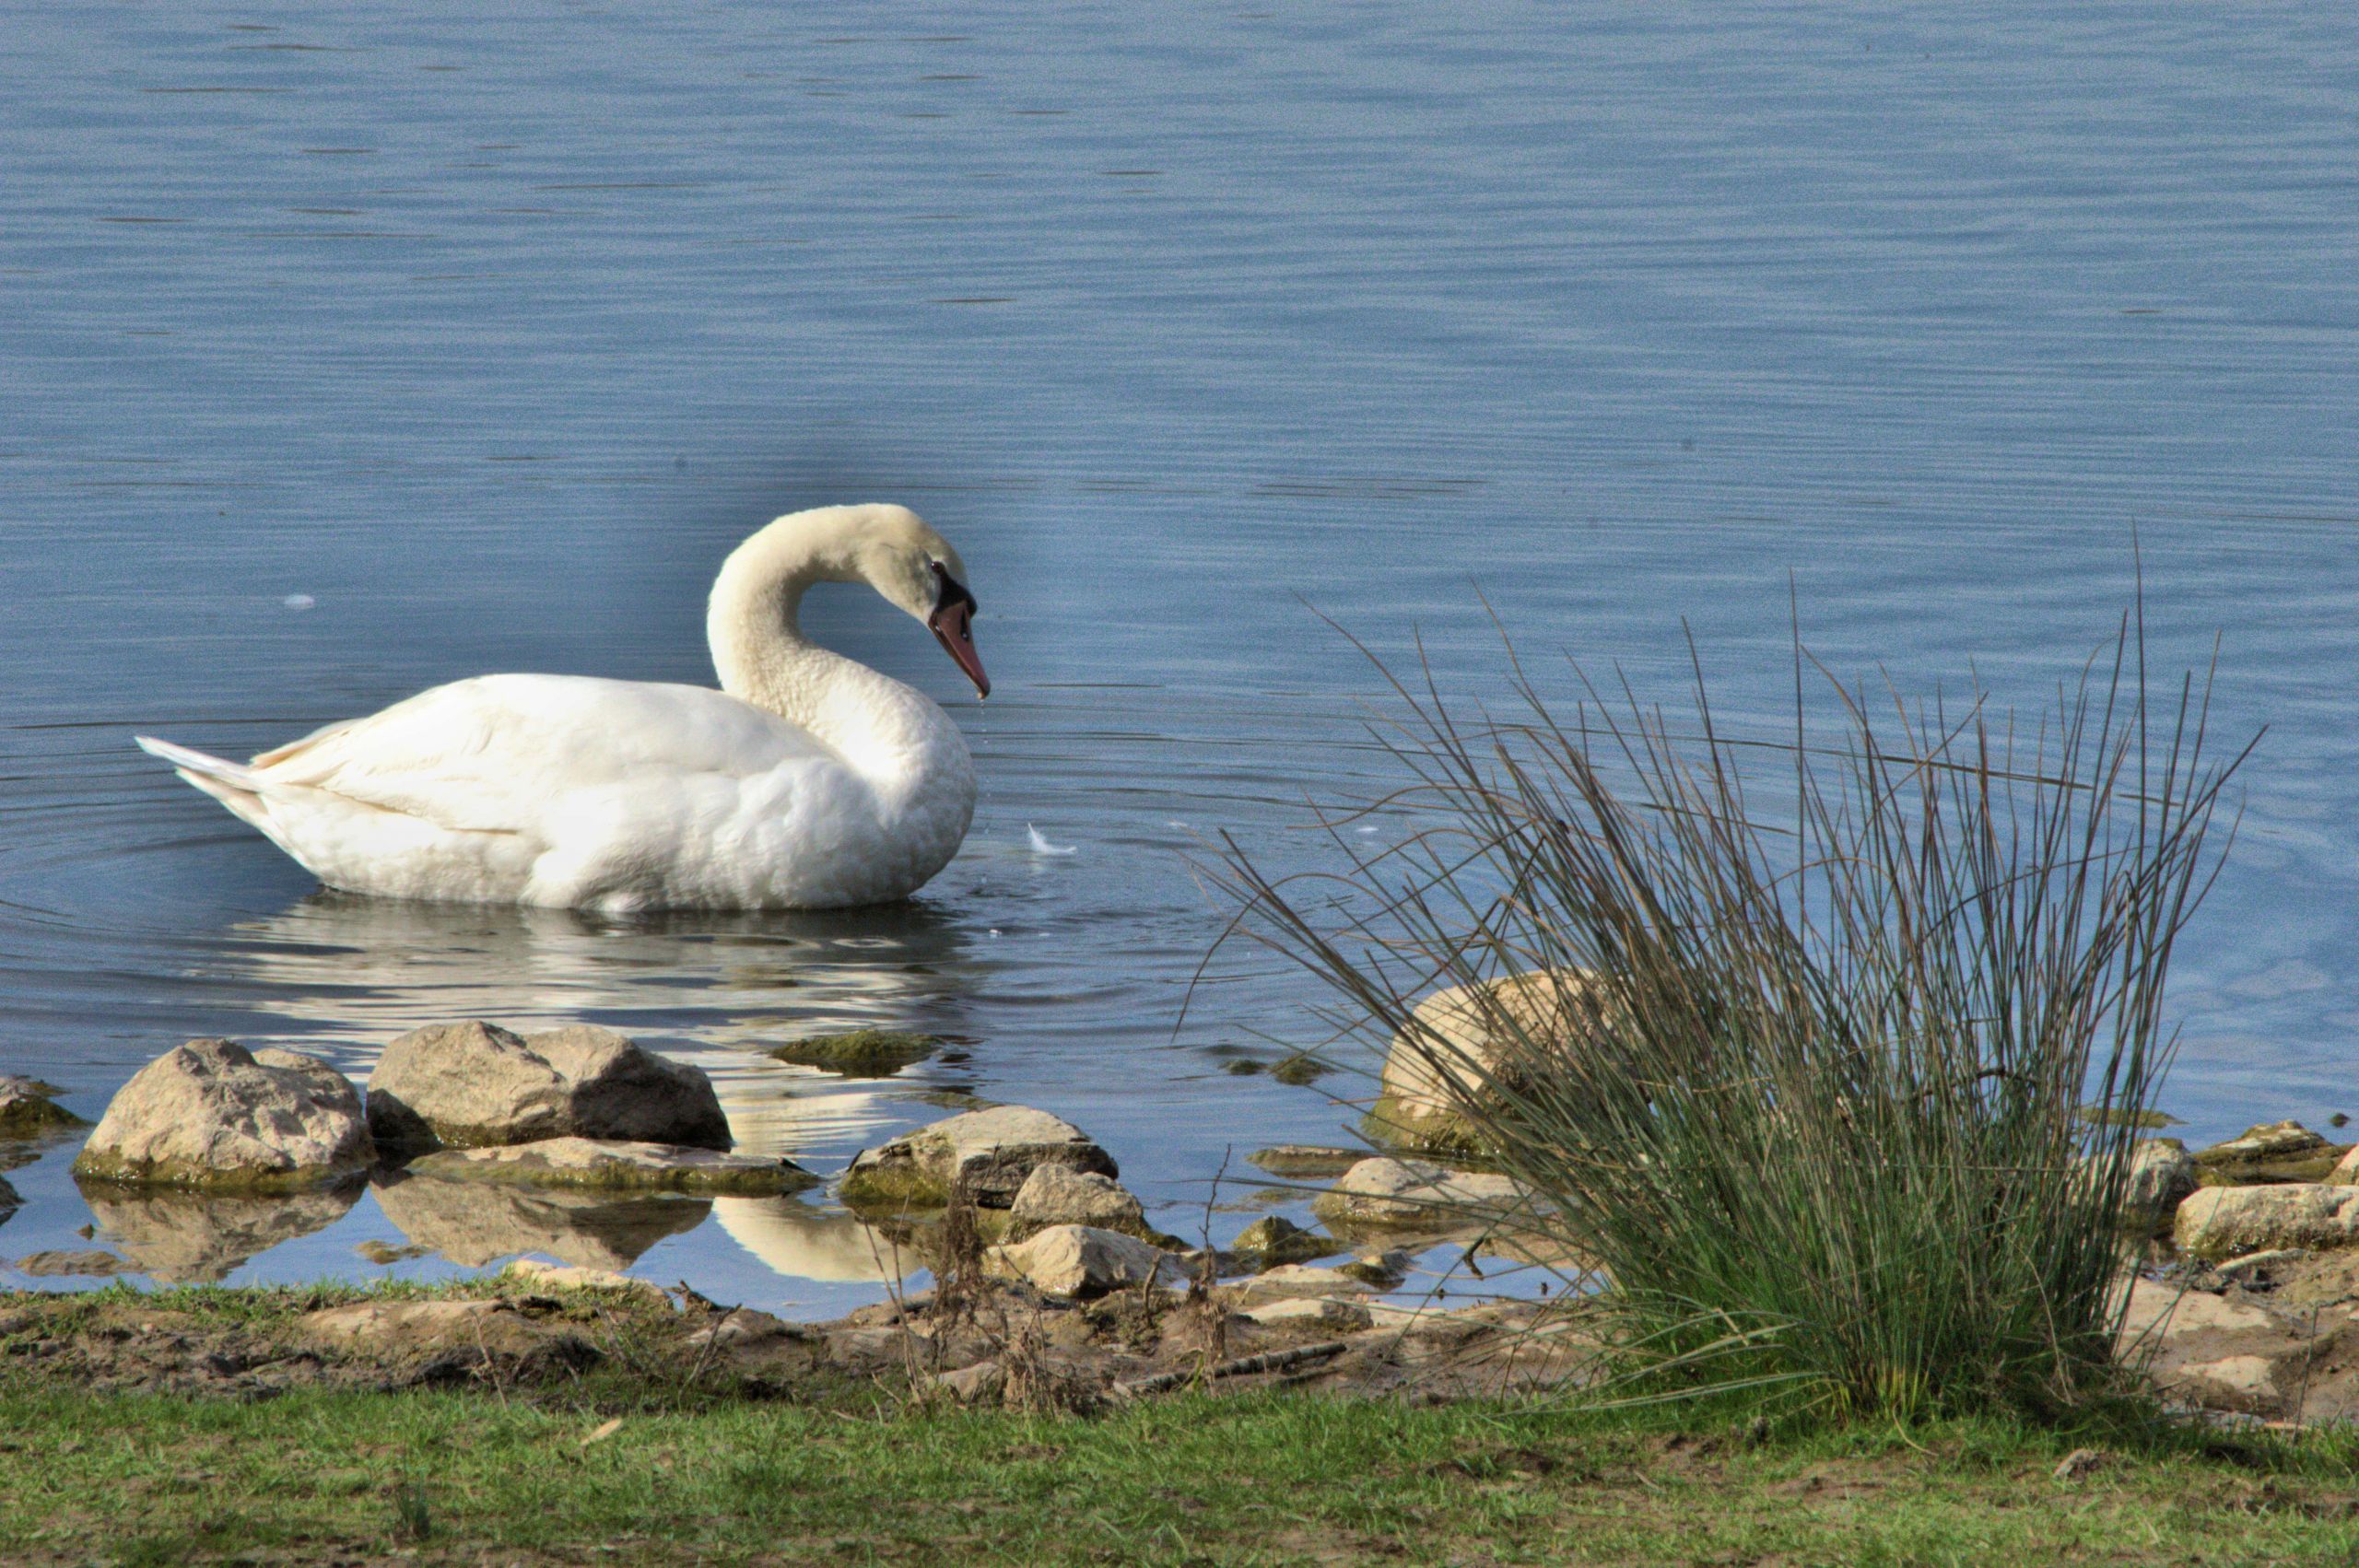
8 1377 2359 1566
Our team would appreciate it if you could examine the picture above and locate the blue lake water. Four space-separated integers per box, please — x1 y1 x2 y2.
3 5 2355 1312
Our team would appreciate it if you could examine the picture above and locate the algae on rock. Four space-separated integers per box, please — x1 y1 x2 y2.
769 1030 940 1077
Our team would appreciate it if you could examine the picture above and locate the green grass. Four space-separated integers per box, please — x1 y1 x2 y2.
1214 613 2249 1422
7 1382 2359 1565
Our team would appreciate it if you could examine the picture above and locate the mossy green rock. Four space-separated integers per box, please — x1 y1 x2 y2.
1231 1215 1342 1270
405 1138 818 1196
0 1076 86 1139
769 1030 939 1078
2194 1122 2353 1186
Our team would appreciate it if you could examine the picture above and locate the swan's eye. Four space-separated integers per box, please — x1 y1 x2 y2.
928 559 976 614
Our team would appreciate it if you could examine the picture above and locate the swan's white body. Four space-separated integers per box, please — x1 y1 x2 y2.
136 505 986 912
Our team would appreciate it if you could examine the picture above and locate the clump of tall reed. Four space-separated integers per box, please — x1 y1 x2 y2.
1212 612 2249 1422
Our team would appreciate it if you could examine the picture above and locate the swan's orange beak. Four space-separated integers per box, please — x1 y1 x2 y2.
928 566 990 699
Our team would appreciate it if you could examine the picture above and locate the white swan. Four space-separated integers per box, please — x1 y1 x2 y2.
135 504 990 912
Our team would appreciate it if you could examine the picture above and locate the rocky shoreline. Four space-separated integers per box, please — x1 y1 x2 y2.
13 1024 2359 1422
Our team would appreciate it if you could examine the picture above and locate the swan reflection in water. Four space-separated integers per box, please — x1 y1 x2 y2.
155 892 976 1287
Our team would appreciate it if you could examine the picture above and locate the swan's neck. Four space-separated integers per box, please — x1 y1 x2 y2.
706 552 966 802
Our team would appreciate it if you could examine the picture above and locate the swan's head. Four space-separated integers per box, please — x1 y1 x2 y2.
718 503 992 701
854 506 991 700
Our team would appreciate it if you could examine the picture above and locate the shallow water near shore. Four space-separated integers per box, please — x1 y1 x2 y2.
4 6 2357 1312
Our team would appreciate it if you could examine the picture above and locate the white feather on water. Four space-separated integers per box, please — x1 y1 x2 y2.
1027 824 1077 856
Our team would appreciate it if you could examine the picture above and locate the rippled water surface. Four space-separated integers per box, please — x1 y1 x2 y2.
4 6 2356 1311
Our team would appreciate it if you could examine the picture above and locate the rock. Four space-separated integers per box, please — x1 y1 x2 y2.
0 1175 17 1209
769 1030 937 1077
2194 1122 2349 1185
301 1298 568 1363
982 1224 1181 1299
72 1039 372 1190
0 1075 85 1138
2053 1448 2105 1480
13 1249 132 1278
372 1170 707 1270
367 1022 731 1153
1230 1215 1343 1270
2213 1249 2308 1283
841 1106 1117 1211
356 1239 432 1266
85 1185 359 1283
404 1137 816 1195
504 1258 666 1298
1374 970 1619 1151
932 1359 1007 1404
1338 1251 1413 1289
1246 1145 1366 1179
2120 1139 2200 1225
1008 1165 1154 1242
2329 1146 2359 1185
1226 1263 1377 1303
1311 1157 1528 1235
2175 1184 2359 1260
1239 1295 1375 1332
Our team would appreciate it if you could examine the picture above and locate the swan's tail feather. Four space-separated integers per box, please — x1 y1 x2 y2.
135 734 278 834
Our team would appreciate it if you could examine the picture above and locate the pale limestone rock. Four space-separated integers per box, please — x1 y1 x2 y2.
73 1039 371 1190
1311 1157 1527 1233
366 1022 729 1153
504 1258 666 1298
1008 1164 1148 1239
404 1137 814 1195
2122 1139 2199 1223
842 1106 1116 1210
1239 1295 1375 1331
300 1298 559 1361
2214 1249 2308 1282
2174 1184 2359 1260
982 1223 1180 1298
2329 1146 2359 1185
1225 1264 1377 1304
1376 970 1616 1145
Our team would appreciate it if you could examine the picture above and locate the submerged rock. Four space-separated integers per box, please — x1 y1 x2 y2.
1373 970 1618 1153
983 1223 1181 1299
1311 1157 1528 1235
1246 1145 1366 1179
0 1075 85 1139
372 1170 708 1270
2175 1183 2359 1260
2193 1121 2349 1185
841 1106 1117 1211
769 1030 938 1077
367 1022 732 1153
73 1039 372 1191
404 1137 816 1195
85 1184 360 1282
1229 1215 1343 1270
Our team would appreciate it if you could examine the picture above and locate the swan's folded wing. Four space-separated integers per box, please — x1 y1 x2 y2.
249 674 835 834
